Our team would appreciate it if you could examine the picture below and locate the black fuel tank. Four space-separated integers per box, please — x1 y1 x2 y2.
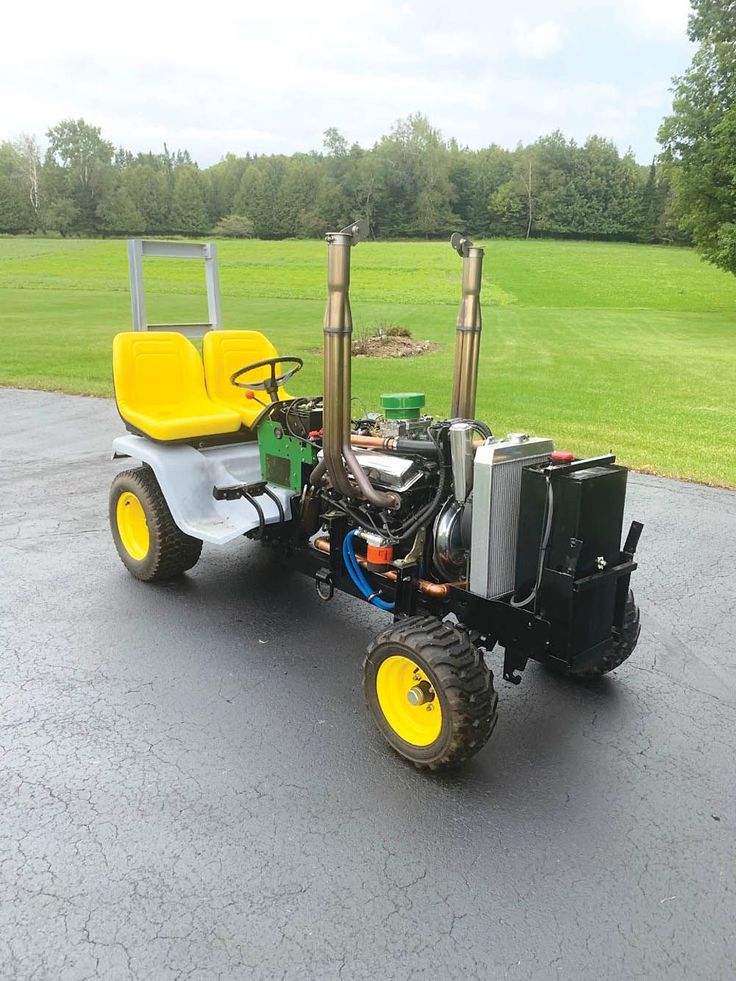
515 462 628 660
516 463 627 588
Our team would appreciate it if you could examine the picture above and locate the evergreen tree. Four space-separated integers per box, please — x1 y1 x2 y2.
639 162 660 243
236 158 294 238
97 186 146 234
169 167 209 234
123 166 171 232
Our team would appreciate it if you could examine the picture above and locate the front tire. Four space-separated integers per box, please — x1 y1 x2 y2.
109 467 202 582
363 615 499 770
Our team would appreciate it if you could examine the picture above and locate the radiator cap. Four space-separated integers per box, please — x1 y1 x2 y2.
506 432 529 443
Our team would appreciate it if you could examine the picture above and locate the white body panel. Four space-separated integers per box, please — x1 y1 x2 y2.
112 434 293 545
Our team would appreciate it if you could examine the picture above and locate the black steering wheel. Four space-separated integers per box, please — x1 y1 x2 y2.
230 357 303 403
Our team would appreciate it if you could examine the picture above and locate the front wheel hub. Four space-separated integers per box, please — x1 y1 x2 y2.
407 680 434 706
374 655 443 746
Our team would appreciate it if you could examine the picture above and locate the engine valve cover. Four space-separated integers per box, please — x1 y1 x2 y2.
351 452 424 493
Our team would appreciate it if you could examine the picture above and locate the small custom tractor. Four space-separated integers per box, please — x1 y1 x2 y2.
109 223 643 769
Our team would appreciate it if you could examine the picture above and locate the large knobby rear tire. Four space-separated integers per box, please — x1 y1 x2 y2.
363 615 499 770
109 467 202 582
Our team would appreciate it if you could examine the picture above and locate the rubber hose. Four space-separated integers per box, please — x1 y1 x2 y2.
342 531 395 611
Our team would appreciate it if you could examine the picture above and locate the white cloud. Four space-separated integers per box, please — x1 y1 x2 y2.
421 31 484 59
635 80 670 110
0 0 690 164
513 19 565 58
617 0 691 37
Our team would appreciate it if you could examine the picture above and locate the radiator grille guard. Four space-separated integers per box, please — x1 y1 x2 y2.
469 437 554 599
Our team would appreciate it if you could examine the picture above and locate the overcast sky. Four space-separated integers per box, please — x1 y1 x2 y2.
2 0 693 165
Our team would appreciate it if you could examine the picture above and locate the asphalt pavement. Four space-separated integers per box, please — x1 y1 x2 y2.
1 388 734 981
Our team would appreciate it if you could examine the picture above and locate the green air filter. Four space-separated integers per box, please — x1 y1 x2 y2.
380 392 425 420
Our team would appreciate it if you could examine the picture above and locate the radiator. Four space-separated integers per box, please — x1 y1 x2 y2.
469 435 554 599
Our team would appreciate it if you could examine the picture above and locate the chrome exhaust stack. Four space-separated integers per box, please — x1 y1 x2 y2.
450 233 484 420
449 421 474 503
432 420 475 582
313 220 399 509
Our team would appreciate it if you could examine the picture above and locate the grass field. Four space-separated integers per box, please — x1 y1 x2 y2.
1 236 735 487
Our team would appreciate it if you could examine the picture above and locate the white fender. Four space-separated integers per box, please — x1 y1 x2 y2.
112 434 293 545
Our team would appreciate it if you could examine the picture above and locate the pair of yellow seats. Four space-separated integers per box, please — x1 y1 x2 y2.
113 331 291 441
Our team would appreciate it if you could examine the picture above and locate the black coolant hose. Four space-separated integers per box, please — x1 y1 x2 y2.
391 463 449 545
393 438 440 458
389 426 451 544
510 475 554 609
470 420 492 440
446 418 492 440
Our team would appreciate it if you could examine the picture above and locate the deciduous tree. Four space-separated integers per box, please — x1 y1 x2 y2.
46 118 114 231
659 0 736 273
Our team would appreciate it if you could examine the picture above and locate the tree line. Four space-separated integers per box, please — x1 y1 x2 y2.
0 115 681 244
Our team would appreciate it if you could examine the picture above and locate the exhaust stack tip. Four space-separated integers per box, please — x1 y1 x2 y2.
327 218 370 245
450 231 472 256
450 231 484 261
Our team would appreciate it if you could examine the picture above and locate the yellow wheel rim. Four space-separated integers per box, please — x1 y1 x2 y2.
116 491 150 560
375 654 443 747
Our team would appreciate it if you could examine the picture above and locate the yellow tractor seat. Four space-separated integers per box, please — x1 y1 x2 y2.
203 330 293 428
113 332 242 442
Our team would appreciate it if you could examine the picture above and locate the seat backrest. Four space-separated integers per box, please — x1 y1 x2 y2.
113 332 210 419
202 330 291 417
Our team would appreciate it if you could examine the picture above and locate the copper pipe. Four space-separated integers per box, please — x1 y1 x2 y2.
450 235 485 420
312 537 450 598
349 434 485 451
350 434 393 449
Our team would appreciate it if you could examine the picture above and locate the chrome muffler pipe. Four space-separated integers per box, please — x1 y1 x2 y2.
449 422 474 503
450 233 484 420
312 220 398 509
315 224 354 497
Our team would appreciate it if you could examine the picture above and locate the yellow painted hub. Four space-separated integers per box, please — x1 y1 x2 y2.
116 491 150 560
375 655 443 747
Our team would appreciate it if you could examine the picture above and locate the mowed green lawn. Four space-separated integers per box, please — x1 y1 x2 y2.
1 236 734 486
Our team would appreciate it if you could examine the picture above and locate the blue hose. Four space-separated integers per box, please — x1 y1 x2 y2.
342 530 395 611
